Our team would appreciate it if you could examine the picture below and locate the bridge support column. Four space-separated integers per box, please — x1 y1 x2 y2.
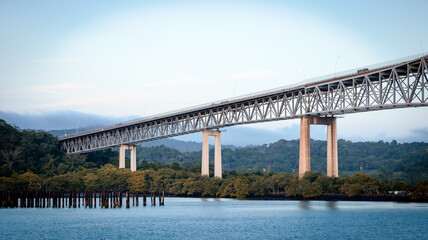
130 145 137 172
119 144 137 172
202 131 209 176
299 116 338 178
201 130 222 178
214 132 222 178
326 118 338 177
299 116 311 178
119 145 126 169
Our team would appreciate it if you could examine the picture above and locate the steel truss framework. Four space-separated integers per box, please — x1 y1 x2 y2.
60 56 428 153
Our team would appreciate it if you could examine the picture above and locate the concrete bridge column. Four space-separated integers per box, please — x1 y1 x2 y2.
130 145 137 172
299 116 311 178
119 145 127 169
119 144 137 172
326 118 338 177
201 131 210 176
299 116 338 178
214 132 222 178
201 130 222 178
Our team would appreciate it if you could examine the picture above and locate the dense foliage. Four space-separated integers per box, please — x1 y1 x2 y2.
136 139 428 184
0 119 427 200
1 164 426 201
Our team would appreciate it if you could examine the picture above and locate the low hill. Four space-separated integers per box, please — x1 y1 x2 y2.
0 118 427 185
136 139 428 184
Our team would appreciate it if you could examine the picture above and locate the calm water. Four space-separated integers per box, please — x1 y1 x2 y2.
0 198 427 239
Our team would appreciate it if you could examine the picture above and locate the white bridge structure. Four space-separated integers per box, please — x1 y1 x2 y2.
59 53 428 178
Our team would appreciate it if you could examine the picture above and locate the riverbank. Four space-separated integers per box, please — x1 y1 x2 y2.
244 193 427 202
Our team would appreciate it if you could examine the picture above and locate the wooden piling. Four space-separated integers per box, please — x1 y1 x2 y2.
110 192 113 208
126 191 130 208
113 192 116 208
143 192 147 206
119 191 123 208
73 192 77 208
136 192 139 206
162 190 165 206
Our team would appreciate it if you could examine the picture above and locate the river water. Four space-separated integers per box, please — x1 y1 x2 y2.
0 198 427 239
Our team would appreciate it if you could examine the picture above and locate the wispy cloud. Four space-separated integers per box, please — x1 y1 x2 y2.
0 83 92 97
233 71 274 79
29 58 80 64
142 78 205 88
29 83 90 92
1 92 159 112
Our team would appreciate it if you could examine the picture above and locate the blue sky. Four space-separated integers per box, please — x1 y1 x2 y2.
0 0 427 144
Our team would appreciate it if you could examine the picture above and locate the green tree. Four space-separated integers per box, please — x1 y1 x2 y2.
127 171 148 193
411 181 428 201
340 173 389 197
17 171 42 191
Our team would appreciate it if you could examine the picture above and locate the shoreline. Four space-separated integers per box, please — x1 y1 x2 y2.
170 193 428 203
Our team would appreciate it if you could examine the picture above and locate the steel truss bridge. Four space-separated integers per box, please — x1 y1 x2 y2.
60 54 428 154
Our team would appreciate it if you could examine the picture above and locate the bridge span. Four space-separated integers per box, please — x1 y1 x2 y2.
59 53 428 178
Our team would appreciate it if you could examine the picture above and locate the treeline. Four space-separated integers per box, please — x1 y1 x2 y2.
136 140 428 184
0 119 119 177
0 118 427 187
0 164 427 201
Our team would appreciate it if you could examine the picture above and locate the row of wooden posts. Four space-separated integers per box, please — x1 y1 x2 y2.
0 191 165 208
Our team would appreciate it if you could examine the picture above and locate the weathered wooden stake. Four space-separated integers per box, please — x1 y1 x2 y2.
119 191 122 208
136 192 139 206
73 192 77 208
126 191 130 208
162 190 165 206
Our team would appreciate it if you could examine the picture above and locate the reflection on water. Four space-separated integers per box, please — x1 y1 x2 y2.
299 200 311 210
299 200 338 210
201 198 221 201
326 201 338 210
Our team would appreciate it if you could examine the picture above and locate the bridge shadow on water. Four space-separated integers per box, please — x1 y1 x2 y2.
299 200 338 210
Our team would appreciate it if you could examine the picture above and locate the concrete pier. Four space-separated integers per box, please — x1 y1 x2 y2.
326 118 338 177
299 116 338 178
201 130 222 178
119 144 137 172
299 116 311 178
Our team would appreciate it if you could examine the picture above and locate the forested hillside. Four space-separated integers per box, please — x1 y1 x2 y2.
1 119 427 184
136 139 428 184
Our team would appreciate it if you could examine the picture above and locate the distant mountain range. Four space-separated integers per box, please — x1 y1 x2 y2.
2 110 427 146
48 128 240 152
